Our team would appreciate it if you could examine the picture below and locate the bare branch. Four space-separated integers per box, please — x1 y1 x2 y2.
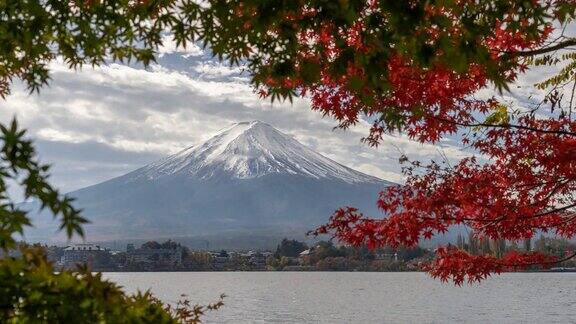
432 116 576 137
509 39 576 57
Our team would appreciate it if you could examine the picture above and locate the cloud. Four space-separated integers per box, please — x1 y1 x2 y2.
193 62 246 79
157 34 204 58
0 53 471 198
33 139 164 191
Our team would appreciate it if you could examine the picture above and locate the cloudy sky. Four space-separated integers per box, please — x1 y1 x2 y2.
0 35 562 197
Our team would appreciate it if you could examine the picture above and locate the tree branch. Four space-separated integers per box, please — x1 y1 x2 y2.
508 39 576 57
507 251 576 267
416 202 576 224
432 116 576 136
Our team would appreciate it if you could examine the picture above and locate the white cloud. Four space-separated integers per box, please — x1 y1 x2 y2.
157 34 204 57
36 129 93 143
1 54 472 195
193 62 245 79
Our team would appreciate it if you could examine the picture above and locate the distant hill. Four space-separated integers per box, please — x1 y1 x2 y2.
24 121 394 245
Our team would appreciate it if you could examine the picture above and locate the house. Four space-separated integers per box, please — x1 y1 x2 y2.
126 246 183 265
61 243 109 269
211 250 230 270
248 252 267 270
298 248 312 265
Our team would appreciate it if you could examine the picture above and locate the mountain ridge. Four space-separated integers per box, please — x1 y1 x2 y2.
130 120 382 184
25 121 393 244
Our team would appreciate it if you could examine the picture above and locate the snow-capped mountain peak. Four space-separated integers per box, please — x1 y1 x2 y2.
26 120 393 242
138 121 382 183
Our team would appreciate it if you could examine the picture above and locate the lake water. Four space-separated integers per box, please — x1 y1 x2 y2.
104 272 576 323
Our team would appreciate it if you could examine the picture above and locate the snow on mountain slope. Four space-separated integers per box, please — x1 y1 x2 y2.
25 121 393 243
135 121 382 183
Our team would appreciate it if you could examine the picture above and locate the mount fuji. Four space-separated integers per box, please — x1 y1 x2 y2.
26 121 394 246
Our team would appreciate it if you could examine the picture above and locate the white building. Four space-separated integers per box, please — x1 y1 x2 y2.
61 243 107 267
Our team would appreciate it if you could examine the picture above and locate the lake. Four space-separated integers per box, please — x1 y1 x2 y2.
104 272 576 323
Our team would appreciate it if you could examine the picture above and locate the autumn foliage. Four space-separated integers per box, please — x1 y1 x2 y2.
283 2 576 284
2 0 576 285
210 0 576 284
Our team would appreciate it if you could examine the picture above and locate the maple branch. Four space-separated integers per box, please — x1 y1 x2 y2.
416 203 576 225
502 251 576 267
523 180 571 207
522 203 576 220
476 204 576 231
540 212 576 228
508 38 576 57
432 116 576 136
515 178 568 189
553 251 576 264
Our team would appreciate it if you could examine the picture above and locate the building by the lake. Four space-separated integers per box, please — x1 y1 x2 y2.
126 244 183 267
60 243 109 269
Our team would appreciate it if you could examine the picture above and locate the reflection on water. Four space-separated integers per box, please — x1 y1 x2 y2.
105 272 576 323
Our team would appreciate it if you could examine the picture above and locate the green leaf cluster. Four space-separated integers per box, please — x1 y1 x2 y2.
535 53 576 90
0 120 221 322
483 104 510 126
0 119 86 250
0 0 179 97
0 246 224 322
1 1 576 130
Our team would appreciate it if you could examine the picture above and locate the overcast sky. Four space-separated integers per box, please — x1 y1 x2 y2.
0 34 563 196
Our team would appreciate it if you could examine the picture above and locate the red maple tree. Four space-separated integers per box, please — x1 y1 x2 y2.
3 0 576 285
242 1 576 284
